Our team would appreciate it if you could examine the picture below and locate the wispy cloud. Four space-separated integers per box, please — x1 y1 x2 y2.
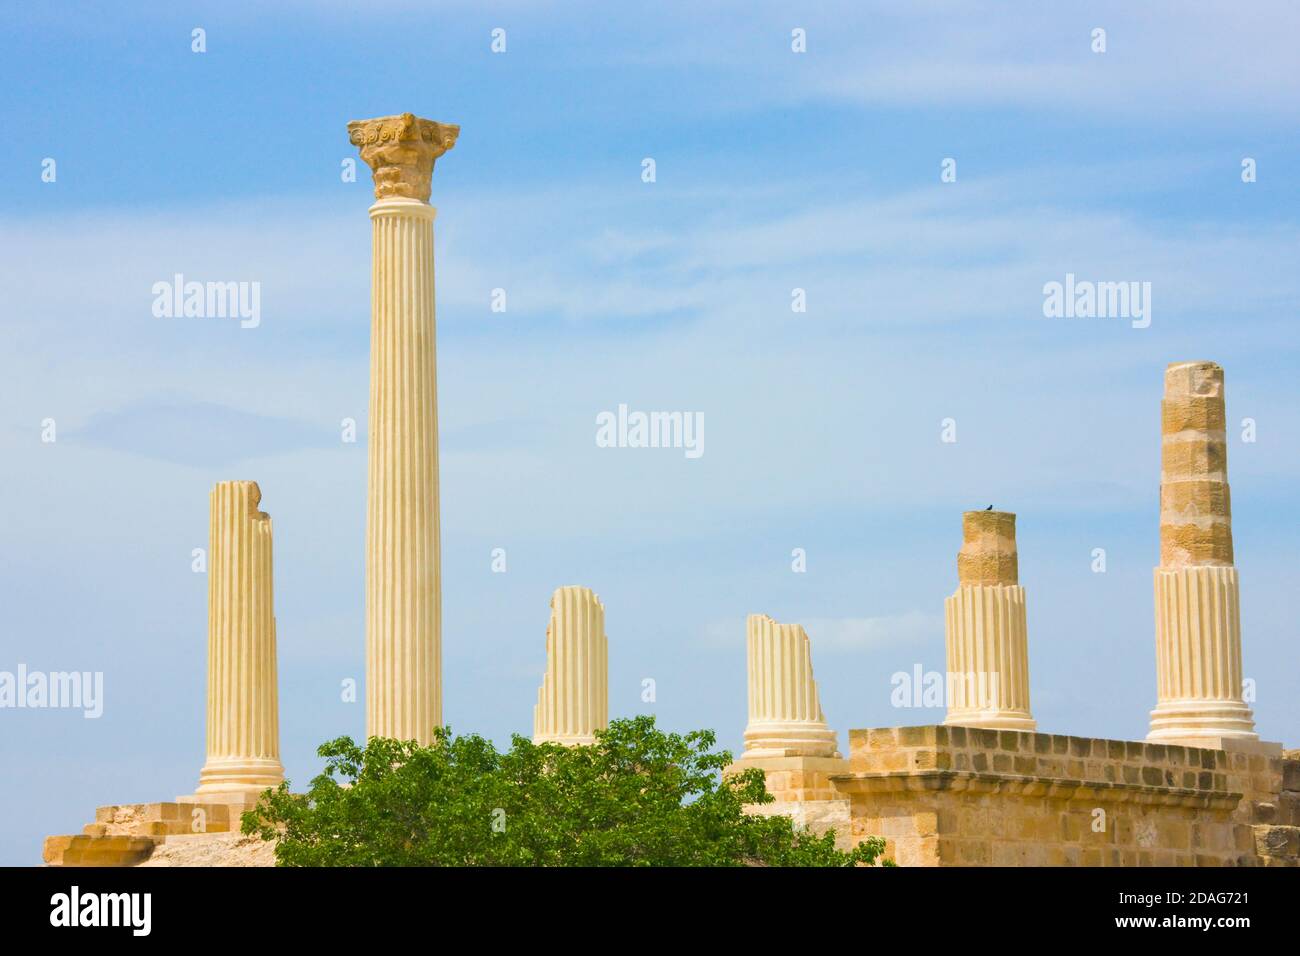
799 611 943 652
703 611 942 653
72 397 339 468
3 172 1297 542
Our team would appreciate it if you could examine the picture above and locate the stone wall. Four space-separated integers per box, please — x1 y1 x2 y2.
826 725 1299 866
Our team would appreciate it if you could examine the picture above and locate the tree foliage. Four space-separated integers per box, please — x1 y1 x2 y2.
242 715 891 867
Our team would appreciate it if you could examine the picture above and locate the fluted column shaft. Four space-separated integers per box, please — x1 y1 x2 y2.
943 511 1036 731
742 614 839 758
196 481 284 794
533 586 608 745
366 198 441 744
1149 361 1255 741
351 113 457 746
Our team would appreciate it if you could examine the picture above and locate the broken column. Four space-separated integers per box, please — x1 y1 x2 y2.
741 614 841 758
193 481 284 796
728 614 847 834
1148 361 1257 743
348 113 459 745
943 511 1036 731
533 586 609 745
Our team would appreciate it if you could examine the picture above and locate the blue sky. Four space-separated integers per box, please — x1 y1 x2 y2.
1 1 1298 865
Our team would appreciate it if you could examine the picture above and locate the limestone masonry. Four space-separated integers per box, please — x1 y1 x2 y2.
833 726 1299 867
1148 360 1257 745
36 114 1295 867
943 510 1036 731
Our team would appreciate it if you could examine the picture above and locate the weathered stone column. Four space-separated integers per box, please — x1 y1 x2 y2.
727 615 847 835
349 113 459 745
194 481 284 795
533 586 608 745
1148 361 1257 743
741 614 840 758
943 511 1036 731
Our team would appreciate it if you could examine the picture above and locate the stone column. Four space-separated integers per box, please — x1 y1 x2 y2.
727 615 847 835
741 614 840 758
943 511 1036 731
1148 361 1257 743
349 113 459 745
194 481 284 796
533 586 608 745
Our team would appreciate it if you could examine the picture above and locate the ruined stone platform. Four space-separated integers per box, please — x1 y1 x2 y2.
43 800 271 867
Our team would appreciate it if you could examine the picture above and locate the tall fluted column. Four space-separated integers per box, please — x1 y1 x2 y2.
943 511 1036 731
1148 361 1256 742
533 586 609 745
349 113 459 745
195 481 284 795
742 614 840 758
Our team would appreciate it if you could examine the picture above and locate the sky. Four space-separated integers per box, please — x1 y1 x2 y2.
1 1 1297 866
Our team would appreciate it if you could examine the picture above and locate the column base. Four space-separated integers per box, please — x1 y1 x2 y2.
194 757 284 797
742 720 841 759
944 711 1037 732
176 791 265 810
1147 698 1257 743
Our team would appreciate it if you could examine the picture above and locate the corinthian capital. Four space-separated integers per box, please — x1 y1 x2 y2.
347 113 460 202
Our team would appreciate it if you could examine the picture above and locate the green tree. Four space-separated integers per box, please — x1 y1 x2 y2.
242 715 891 867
